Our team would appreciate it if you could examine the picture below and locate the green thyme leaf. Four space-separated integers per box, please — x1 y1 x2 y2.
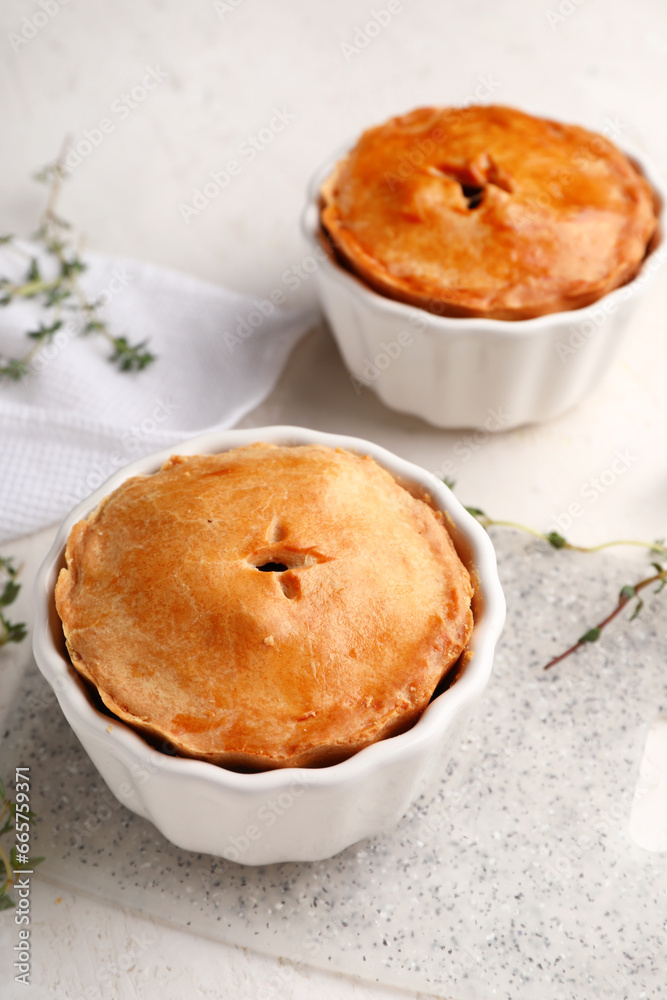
579 627 602 644
629 598 644 621
0 556 19 577
42 285 72 308
0 579 20 607
0 557 26 648
465 506 487 519
109 336 156 372
82 319 105 334
26 319 63 341
2 621 27 644
0 359 30 380
59 255 85 279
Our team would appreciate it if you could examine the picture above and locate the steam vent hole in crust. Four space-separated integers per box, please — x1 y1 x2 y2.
245 542 330 600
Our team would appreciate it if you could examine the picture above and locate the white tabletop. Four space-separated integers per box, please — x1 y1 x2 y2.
1 0 667 997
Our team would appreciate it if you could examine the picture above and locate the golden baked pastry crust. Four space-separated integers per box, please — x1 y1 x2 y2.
55 444 473 770
320 105 659 320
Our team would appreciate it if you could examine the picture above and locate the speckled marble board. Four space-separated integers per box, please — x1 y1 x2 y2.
3 532 667 999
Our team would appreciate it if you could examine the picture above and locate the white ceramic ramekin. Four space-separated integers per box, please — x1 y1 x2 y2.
303 143 665 430
32 426 505 865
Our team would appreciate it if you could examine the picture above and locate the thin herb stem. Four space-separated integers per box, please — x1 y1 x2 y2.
474 517 548 541
1 148 155 378
43 149 65 220
568 538 665 554
456 492 666 672
2 278 62 298
0 839 13 894
470 510 666 560
16 330 54 371
543 568 667 671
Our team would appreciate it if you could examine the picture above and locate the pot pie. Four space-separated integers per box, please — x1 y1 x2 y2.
319 104 660 320
55 444 473 771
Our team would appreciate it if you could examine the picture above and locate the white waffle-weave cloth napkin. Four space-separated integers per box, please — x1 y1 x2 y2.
0 247 316 543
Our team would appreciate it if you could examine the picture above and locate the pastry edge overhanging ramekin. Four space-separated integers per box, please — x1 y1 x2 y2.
32 425 505 865
302 140 666 431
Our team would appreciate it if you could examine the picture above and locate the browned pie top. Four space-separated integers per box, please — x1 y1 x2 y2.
55 444 474 770
320 105 659 320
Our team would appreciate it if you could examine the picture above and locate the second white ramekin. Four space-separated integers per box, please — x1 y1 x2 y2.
303 143 665 431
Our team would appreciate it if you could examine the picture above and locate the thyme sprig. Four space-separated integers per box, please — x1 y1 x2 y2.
543 563 667 671
0 556 26 648
462 503 666 561
0 154 155 379
445 483 667 670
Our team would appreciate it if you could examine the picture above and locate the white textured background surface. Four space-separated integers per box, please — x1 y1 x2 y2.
1 0 667 997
